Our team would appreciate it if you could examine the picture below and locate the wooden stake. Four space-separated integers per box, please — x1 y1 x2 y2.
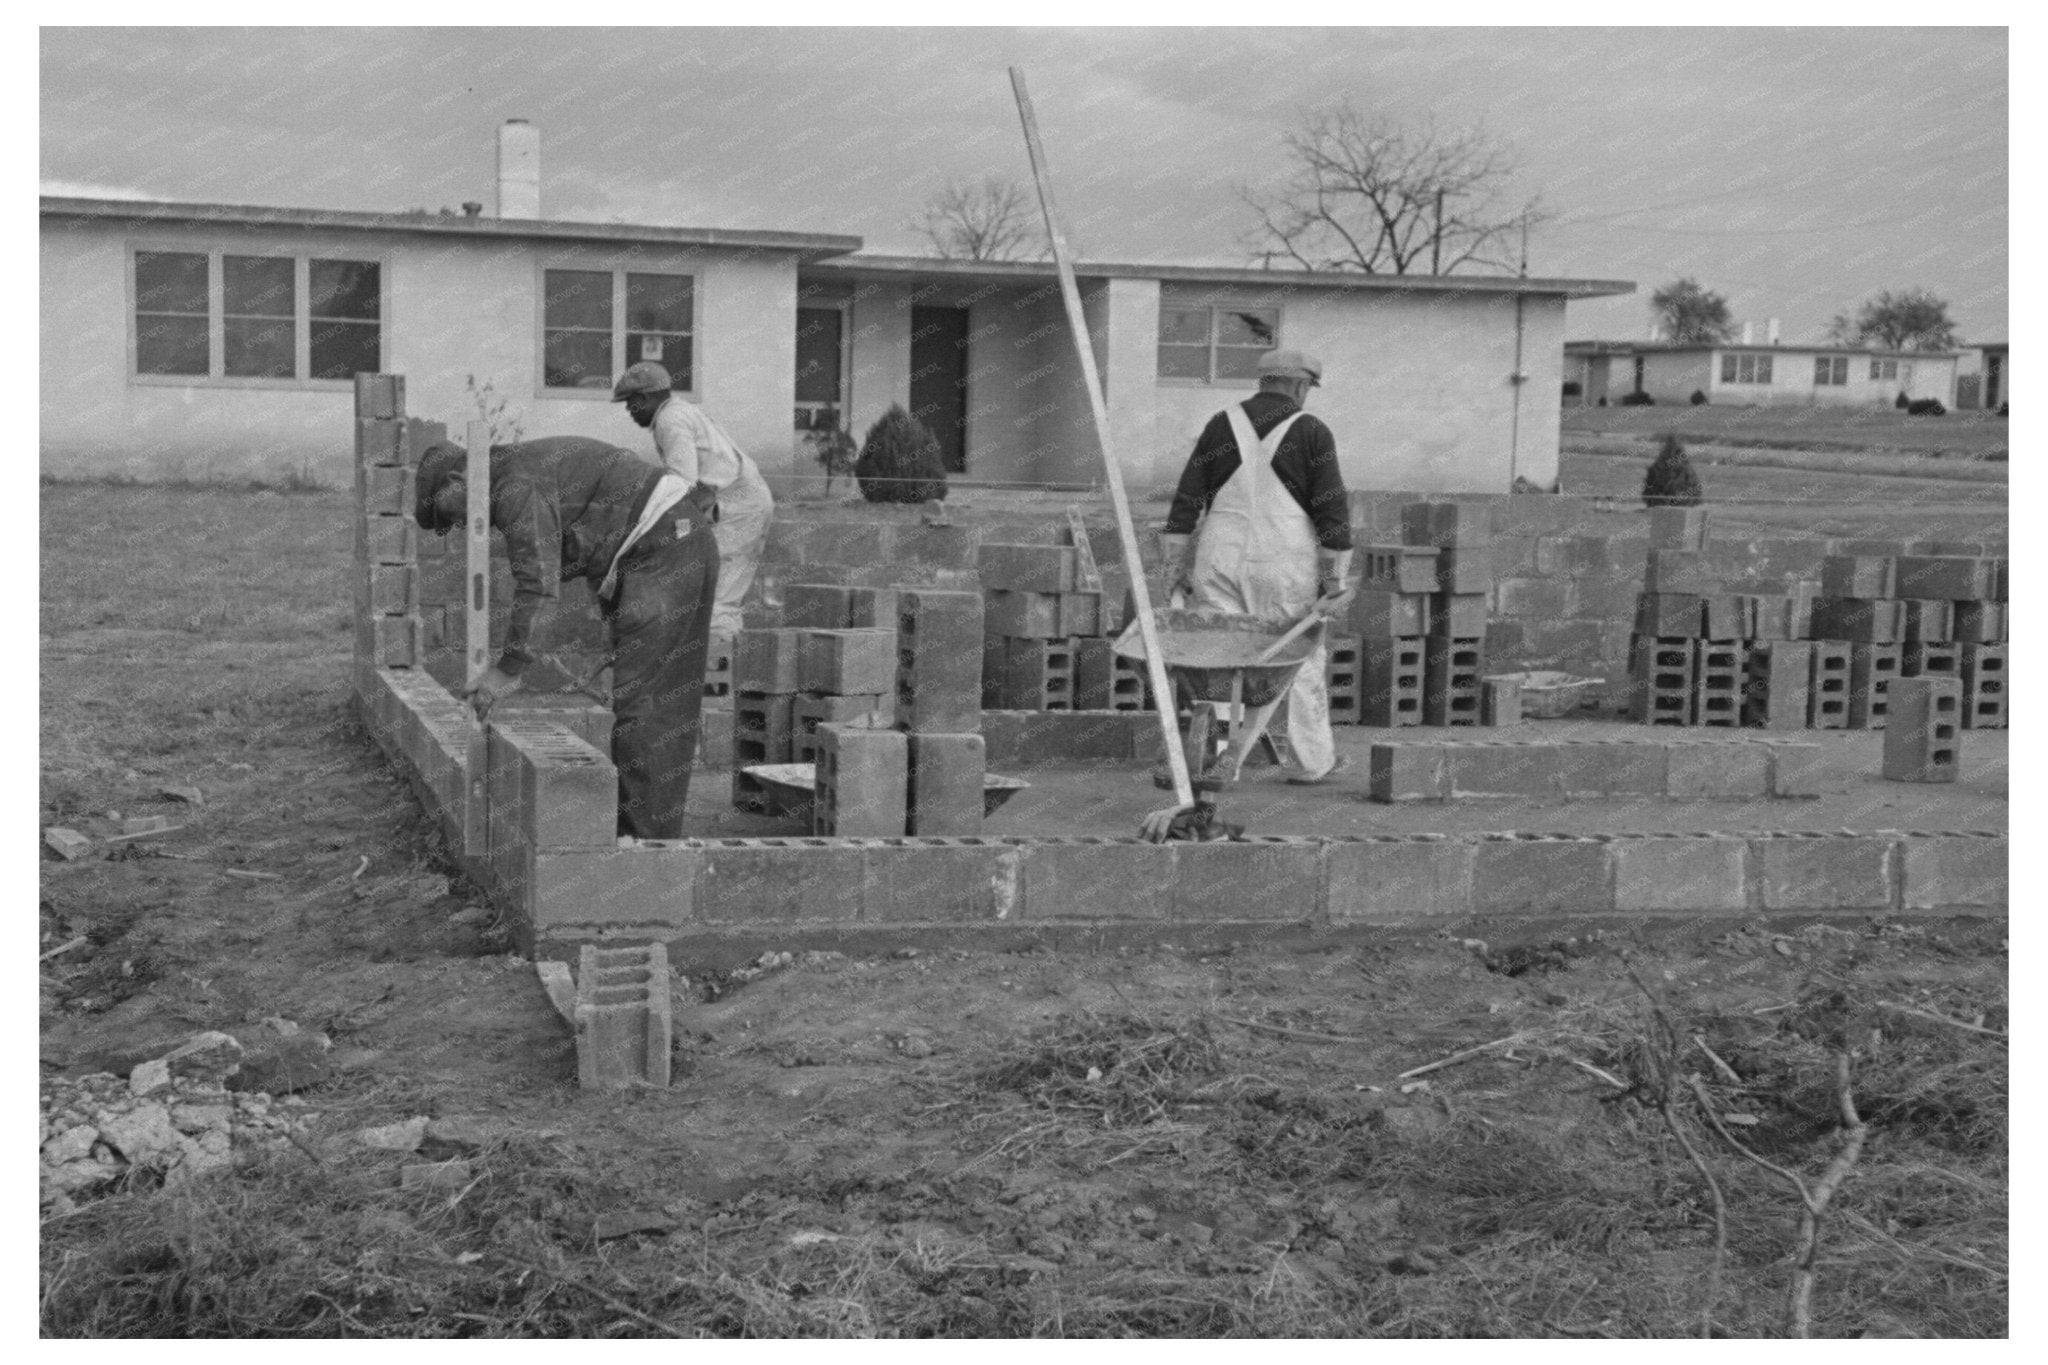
1011 68 1191 814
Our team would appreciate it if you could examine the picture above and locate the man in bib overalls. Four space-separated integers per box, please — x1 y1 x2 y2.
1160 349 1354 784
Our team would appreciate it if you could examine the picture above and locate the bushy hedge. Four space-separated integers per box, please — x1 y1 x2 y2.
1642 433 1704 508
854 404 949 504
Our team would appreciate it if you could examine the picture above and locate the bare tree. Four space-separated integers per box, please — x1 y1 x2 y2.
1240 102 1544 275
912 176 1046 262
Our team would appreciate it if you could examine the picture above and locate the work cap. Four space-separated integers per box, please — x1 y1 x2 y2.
1257 348 1323 386
611 361 673 400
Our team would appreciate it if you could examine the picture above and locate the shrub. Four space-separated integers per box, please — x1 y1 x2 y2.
1642 433 1704 508
1689 389 1708 406
854 404 948 504
1561 380 1581 398
1896 391 1912 410
1907 398 1947 417
1596 396 1608 407
1997 400 2008 418
1619 390 1656 406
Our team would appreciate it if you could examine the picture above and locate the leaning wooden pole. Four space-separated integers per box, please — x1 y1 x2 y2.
1009 67 1193 813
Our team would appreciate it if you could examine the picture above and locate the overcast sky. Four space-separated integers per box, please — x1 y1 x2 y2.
40 26 2008 343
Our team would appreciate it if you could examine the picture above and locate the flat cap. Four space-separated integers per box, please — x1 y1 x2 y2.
1256 348 1322 385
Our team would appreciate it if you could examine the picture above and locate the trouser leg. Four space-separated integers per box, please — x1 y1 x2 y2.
608 525 719 839
709 483 773 645
1283 634 1336 777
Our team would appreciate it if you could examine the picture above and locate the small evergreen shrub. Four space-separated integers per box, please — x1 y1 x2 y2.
1997 401 2008 418
1689 389 1708 405
1619 390 1656 406
1642 433 1704 508
854 404 949 504
1907 398 1947 416
1562 380 1582 398
1896 391 1912 410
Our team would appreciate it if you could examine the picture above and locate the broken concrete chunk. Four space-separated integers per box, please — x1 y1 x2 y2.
164 1031 244 1083
44 828 92 860
41 1124 99 1165
129 1058 172 1097
97 1104 190 1167
261 1016 302 1038
424 1115 508 1149
356 1116 429 1152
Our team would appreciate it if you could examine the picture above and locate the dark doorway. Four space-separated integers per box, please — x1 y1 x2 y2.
1632 356 1646 395
1986 352 2003 411
910 306 969 473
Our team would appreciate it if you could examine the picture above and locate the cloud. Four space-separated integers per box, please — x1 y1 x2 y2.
39 179 165 201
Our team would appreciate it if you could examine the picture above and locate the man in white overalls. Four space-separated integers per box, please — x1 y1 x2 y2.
612 361 776 669
1160 349 1354 784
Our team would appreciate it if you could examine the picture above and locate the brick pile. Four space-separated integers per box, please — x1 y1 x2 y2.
979 543 1124 712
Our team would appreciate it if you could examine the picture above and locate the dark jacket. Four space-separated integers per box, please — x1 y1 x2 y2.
488 437 668 676
1163 392 1352 551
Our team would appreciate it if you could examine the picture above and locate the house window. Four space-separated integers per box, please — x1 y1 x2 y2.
1870 358 1899 381
1719 352 1774 385
794 305 845 430
1158 305 1279 382
131 249 381 383
1814 355 1849 386
542 268 694 392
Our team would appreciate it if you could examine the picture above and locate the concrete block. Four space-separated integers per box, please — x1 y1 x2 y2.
894 588 983 733
1057 592 1102 639
1703 595 1751 641
1325 837 1475 921
1611 834 1747 912
979 710 1153 765
815 724 908 836
894 525 976 570
502 724 616 850
1883 676 1962 782
1847 642 1901 729
1820 555 1896 599
1520 618 1607 662
1991 558 2008 603
1423 636 1483 726
1437 547 1492 594
841 586 901 630
1899 833 2006 910
732 692 796 769
1766 741 1826 798
574 943 671 1089
1020 838 1174 920
1402 500 1494 548
1813 597 1902 644
1368 743 1447 801
1901 641 1962 679
1480 676 1521 727
1665 740 1770 798
1635 592 1704 638
804 522 892 566
1359 544 1442 594
1960 643 2006 729
1074 637 1116 710
735 629 806 694
1807 641 1851 729
1428 593 1489 639
1446 742 1561 797
783 583 857 628
1359 637 1426 727
1494 578 1568 620
368 565 415 615
1003 637 1076 711
528 847 697 939
1648 506 1710 551
1692 639 1745 728
361 460 411 513
365 515 414 566
863 837 1022 922
1172 838 1323 922
1894 556 1993 601
1471 837 1613 915
1569 574 1642 621
1497 497 1584 537
799 628 898 695
984 589 1063 638
791 694 889 764
978 543 1076 592
1900 599 1954 643
353 373 404 421
695 838 865 923
371 615 422 669
1347 587 1430 636
907 733 986 836
1743 595 1796 641
1753 834 1894 911
1554 742 1667 796
1951 601 2005 645
1643 549 1716 596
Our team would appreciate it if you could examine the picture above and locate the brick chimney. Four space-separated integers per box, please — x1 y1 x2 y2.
497 119 540 219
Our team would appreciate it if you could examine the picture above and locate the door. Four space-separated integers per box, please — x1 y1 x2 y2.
1632 356 1646 396
1986 353 2003 410
910 306 969 473
794 305 846 432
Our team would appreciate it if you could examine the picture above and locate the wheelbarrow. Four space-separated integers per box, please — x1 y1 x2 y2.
1110 600 1335 784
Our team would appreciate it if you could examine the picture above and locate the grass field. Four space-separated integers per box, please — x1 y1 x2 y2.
1563 405 2009 458
39 484 2008 1338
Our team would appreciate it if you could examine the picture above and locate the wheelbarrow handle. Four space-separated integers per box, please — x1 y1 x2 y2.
1253 591 1350 664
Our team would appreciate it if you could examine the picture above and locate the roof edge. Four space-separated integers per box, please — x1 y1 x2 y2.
806 253 1633 299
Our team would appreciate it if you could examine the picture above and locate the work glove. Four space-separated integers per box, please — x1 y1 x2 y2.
1316 548 1355 609
1160 532 1195 599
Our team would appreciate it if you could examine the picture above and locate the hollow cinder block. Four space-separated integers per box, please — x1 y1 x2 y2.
978 543 1076 593
984 589 1063 639
792 694 889 765
1470 838 1613 915
1479 676 1521 727
1074 637 1117 711
1367 742 1447 801
814 723 907 837
906 732 986 836
783 583 856 629
799 628 898 695
1847 642 1901 730
1348 587 1430 637
1635 592 1705 639
1359 637 1426 727
1359 544 1442 594
574 943 671 1090
1900 599 1954 643
1742 640 1811 730
735 628 805 695
1894 556 1993 601
1428 593 1488 639
1882 676 1961 782
1422 636 1483 726
894 588 983 734
1643 549 1716 596
1819 554 1895 599
1613 835 1746 912
1959 643 2006 730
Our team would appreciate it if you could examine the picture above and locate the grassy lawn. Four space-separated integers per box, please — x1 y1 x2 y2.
1563 404 2009 457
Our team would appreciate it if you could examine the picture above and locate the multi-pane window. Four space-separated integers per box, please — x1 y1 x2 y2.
1158 305 1279 382
1814 355 1849 386
542 268 694 392
1719 352 1774 385
794 306 844 429
1870 358 1899 381
131 249 381 382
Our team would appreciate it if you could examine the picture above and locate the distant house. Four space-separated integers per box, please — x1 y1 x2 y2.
1564 340 1959 409
40 120 1631 495
1953 342 2008 411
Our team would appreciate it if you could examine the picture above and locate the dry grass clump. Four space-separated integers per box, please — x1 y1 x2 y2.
975 1011 1226 1126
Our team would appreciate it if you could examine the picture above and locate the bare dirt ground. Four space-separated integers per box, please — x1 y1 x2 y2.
39 479 2007 1338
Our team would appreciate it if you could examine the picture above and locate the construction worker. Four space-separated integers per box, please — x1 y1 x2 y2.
1160 348 1354 785
413 436 719 841
611 362 775 670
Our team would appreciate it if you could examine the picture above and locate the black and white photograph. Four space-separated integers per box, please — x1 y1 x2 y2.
37 21 2009 1339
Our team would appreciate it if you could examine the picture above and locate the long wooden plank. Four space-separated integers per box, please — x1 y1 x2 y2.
463 420 492 856
1010 67 1192 812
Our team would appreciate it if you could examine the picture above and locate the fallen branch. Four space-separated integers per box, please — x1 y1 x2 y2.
1396 1031 1533 1081
484 1253 687 1338
1690 1053 1869 1339
40 936 89 963
1876 1000 2007 1041
1210 1013 1373 1045
103 824 185 844
1693 1034 1743 1084
1554 1054 1628 1090
222 868 283 882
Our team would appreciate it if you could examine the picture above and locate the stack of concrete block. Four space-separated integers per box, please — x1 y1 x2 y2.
1402 502 1491 726
1343 554 1431 727
979 543 1112 711
894 589 987 836
352 375 423 674
1631 545 1832 728
729 620 893 814
1808 553 2007 729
